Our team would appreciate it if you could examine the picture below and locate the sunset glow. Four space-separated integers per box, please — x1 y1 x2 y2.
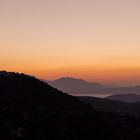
0 0 140 85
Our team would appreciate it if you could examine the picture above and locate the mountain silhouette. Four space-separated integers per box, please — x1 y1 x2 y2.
47 77 106 95
106 94 140 103
1 71 140 140
105 86 140 95
78 96 130 113
47 77 140 96
77 96 140 116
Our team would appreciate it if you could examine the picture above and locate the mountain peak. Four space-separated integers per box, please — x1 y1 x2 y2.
53 77 89 83
47 77 104 95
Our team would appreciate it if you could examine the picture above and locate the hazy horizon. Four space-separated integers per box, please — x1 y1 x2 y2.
1 0 140 85
44 76 140 87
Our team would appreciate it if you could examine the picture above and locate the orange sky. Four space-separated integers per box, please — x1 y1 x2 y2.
0 0 140 85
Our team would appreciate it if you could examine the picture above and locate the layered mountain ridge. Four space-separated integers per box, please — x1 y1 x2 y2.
1 71 140 140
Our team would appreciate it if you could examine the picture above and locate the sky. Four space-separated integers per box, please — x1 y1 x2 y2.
0 0 140 85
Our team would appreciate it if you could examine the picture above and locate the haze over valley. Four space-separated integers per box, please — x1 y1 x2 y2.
47 77 140 98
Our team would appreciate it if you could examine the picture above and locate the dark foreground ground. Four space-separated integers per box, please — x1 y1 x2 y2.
0 71 140 140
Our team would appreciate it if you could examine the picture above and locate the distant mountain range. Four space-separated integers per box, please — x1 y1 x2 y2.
47 77 140 96
48 77 103 94
47 77 112 96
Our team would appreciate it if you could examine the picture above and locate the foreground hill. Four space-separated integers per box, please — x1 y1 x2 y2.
77 96 140 116
77 96 130 113
106 94 140 103
1 71 140 140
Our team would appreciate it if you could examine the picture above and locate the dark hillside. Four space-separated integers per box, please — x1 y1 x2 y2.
0 71 140 140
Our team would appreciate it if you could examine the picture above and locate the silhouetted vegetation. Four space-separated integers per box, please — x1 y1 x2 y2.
1 71 140 140
78 96 140 117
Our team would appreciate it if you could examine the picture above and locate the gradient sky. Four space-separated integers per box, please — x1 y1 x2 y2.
0 0 140 85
